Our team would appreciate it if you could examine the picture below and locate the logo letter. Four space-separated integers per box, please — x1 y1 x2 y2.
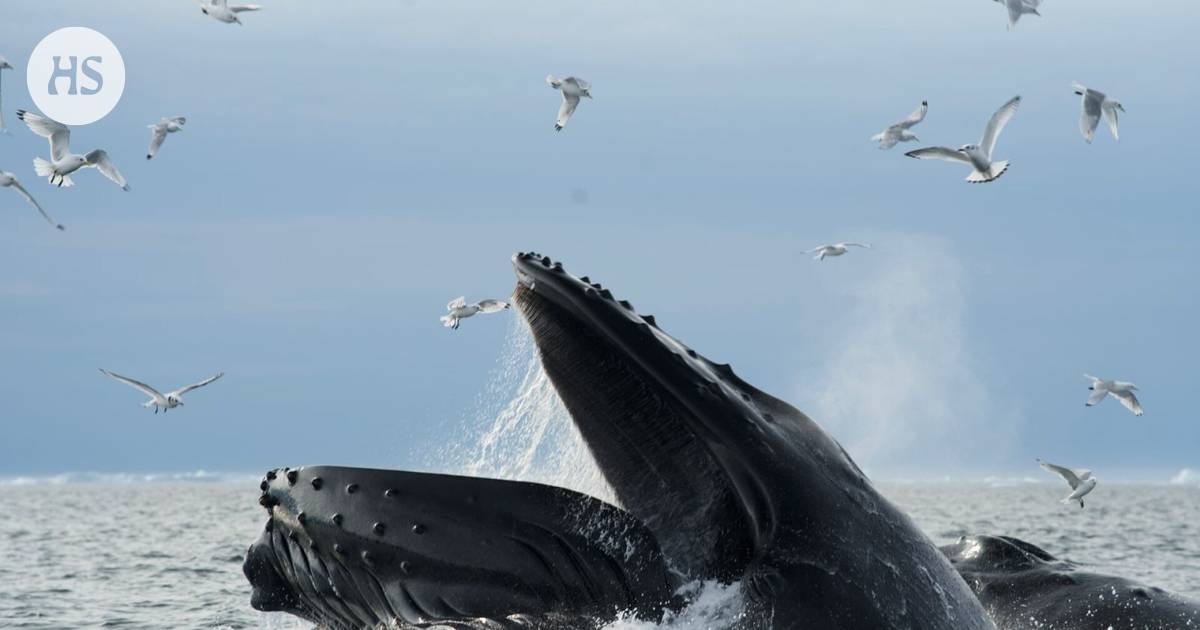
47 55 79 95
80 56 104 95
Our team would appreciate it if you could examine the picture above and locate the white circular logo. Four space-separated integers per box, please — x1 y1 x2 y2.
26 27 125 126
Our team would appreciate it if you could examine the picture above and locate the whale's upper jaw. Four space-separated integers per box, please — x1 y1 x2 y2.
510 252 848 581
244 466 677 629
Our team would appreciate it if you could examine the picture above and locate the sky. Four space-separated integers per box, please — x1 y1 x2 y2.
1 0 1197 481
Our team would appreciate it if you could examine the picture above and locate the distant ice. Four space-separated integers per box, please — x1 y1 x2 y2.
1170 468 1200 486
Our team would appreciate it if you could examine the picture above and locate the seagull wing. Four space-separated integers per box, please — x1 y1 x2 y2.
1102 101 1120 141
17 110 71 161
447 296 467 310
980 95 1021 159
100 369 165 402
1113 390 1143 416
806 245 830 254
230 4 262 12
169 372 225 397
1086 386 1108 406
905 147 971 164
475 299 509 314
895 101 928 130
841 242 870 249
1078 91 1101 143
84 150 129 191
556 94 580 129
9 180 64 230
1039 459 1082 489
148 125 168 159
546 74 562 89
1004 0 1022 28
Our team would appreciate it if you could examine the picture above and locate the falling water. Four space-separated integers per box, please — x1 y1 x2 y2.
435 317 616 505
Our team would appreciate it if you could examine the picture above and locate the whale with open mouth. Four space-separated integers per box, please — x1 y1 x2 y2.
244 251 999 629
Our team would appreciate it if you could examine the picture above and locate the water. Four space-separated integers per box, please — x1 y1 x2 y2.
3 326 1197 628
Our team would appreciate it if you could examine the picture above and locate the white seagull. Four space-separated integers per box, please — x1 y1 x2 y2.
905 95 1021 184
546 75 592 131
99 369 224 414
441 297 510 330
995 0 1043 30
199 0 262 24
1073 83 1124 143
147 116 187 160
1038 458 1097 509
807 242 870 261
0 55 12 135
16 110 129 190
1 171 64 230
871 101 927 150
1085 373 1143 416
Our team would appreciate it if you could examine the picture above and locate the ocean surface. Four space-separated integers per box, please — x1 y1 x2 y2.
4 332 1197 629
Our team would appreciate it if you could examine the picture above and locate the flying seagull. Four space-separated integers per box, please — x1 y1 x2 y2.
1038 458 1097 509
871 101 927 149
995 0 1042 30
546 75 592 131
1085 373 1143 416
16 110 129 190
99 369 224 414
1 171 64 230
807 242 870 261
147 116 186 160
905 95 1021 184
0 55 12 135
441 297 509 330
1073 83 1124 143
199 0 262 24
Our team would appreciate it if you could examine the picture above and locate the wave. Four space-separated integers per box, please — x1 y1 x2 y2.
0 470 260 486
1170 468 1200 486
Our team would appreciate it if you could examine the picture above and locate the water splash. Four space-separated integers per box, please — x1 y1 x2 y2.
436 318 616 504
604 581 747 630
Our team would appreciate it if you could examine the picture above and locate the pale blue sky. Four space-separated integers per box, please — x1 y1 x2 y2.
1 0 1196 480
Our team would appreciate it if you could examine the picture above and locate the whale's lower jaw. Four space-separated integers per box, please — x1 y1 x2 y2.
244 466 678 630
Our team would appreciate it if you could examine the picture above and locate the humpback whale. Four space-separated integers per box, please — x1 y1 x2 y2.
245 252 998 629
943 535 1200 630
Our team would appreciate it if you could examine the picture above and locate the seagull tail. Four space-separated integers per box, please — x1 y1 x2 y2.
33 157 55 178
966 161 1009 184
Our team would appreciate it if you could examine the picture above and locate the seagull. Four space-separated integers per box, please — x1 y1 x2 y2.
16 110 129 190
871 101 928 149
807 242 870 261
1073 83 1124 143
1038 458 1097 509
147 117 186 160
1 171 64 230
99 369 224 414
994 0 1042 30
0 55 12 135
441 297 510 330
546 75 592 131
198 0 262 24
1085 373 1143 416
905 95 1021 184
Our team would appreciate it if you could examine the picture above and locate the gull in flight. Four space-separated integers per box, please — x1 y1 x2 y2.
807 242 870 261
871 101 927 149
905 95 1021 184
994 0 1042 30
441 297 509 330
16 110 129 190
99 369 224 414
1038 458 1097 509
1 171 64 230
0 55 12 135
1085 373 1143 416
199 0 262 24
147 116 187 160
546 75 592 131
1073 83 1124 143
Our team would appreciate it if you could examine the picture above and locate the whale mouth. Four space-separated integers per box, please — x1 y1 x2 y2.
243 252 799 628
